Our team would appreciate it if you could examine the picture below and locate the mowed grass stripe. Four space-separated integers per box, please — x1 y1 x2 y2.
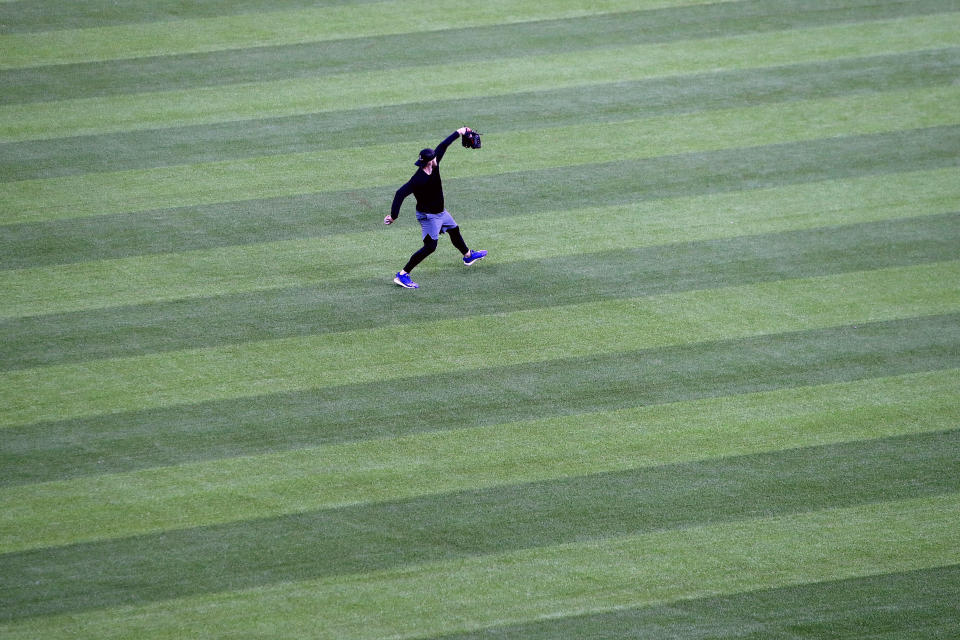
0 0 388 33
2 493 957 638
3 431 958 619
5 162 955 289
3 369 955 553
7 47 958 181
1 261 957 428
4 12 958 142
3 126 955 272
2 204 957 370
0 0 713 68
4 0 952 105
5 313 955 484
3 85 957 225
2 164 956 320
433 565 960 640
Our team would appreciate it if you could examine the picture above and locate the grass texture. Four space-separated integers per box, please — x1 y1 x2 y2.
1 0 959 638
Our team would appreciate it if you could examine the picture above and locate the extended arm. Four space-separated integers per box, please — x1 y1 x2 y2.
387 180 414 223
434 127 470 163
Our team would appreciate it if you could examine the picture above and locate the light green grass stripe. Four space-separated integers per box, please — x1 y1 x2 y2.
2 84 958 224
2 369 955 554
3 493 957 640
2 13 958 143
0 0 712 69
1 261 957 429
2 167 957 319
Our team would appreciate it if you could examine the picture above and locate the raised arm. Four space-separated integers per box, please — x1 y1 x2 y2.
434 127 470 163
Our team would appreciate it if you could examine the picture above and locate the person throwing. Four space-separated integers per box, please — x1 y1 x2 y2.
384 127 487 289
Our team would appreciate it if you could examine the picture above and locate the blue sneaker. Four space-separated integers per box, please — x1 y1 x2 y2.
463 249 487 266
393 272 419 289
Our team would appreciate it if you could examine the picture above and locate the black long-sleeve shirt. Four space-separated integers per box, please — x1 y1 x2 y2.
390 131 460 219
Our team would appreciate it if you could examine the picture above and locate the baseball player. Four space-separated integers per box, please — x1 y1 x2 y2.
384 127 487 289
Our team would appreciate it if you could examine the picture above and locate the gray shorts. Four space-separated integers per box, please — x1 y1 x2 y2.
416 210 458 240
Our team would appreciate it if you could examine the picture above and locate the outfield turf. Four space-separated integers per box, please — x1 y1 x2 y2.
1 0 959 638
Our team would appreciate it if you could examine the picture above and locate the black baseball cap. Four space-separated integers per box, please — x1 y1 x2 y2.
415 148 436 166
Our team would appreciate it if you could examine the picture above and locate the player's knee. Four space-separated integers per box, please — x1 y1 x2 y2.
423 236 438 253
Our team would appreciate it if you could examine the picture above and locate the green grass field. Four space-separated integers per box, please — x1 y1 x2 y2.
2 0 959 637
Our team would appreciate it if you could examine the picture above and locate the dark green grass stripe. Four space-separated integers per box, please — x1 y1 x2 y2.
431 564 960 640
2 212 955 371
3 125 957 271
3 47 958 182
2 313 957 486
2 0 953 103
0 0 380 33
2 429 957 621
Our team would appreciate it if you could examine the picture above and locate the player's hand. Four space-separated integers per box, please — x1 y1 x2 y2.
384 215 394 225
457 127 470 135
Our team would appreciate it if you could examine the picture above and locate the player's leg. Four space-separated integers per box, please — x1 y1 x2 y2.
394 213 443 288
394 235 437 288
441 214 487 265
403 235 438 273
446 226 469 255
448 226 487 266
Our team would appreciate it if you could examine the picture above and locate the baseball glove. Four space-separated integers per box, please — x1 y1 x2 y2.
461 130 482 149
